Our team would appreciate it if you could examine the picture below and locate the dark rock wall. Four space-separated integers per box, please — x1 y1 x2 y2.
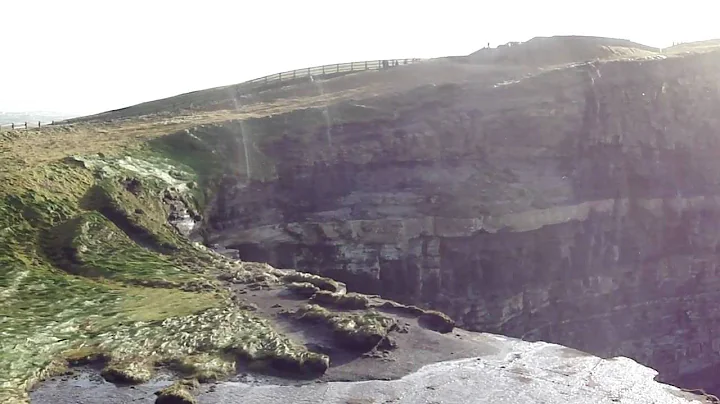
200 50 720 389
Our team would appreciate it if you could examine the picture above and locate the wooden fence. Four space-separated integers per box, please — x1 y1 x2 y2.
0 121 56 130
245 58 423 87
2 58 425 129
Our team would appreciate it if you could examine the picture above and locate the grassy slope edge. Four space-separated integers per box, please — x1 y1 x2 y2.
0 130 320 403
0 64 481 403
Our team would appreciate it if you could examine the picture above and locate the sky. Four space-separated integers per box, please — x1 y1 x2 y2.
2 0 719 115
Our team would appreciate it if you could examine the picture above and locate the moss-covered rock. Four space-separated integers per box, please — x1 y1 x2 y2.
294 305 397 351
299 353 330 374
375 301 454 333
376 301 426 317
264 352 330 375
101 360 153 384
310 290 370 309
280 271 343 293
218 265 280 287
286 282 321 297
155 381 197 404
166 353 235 382
418 310 455 334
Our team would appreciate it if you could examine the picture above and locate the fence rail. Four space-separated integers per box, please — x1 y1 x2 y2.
0 121 57 130
245 58 423 87
2 58 425 129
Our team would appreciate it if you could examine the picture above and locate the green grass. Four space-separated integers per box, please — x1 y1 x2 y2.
0 149 320 402
0 73 478 400
42 211 205 287
144 130 229 208
81 175 182 252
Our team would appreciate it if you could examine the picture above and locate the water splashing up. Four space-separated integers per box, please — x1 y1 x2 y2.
228 86 253 181
238 121 252 182
312 78 333 148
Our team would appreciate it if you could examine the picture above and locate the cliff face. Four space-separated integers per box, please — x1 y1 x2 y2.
200 48 720 391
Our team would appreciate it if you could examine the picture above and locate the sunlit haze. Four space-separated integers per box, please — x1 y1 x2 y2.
2 0 719 114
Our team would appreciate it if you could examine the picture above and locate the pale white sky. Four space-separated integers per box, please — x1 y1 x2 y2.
1 0 718 114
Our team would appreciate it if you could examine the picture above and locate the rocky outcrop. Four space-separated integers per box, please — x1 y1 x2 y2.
199 46 720 393
154 380 198 404
182 337 720 404
30 335 718 404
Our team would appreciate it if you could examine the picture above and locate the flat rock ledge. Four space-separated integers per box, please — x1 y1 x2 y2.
30 334 714 404
202 335 712 404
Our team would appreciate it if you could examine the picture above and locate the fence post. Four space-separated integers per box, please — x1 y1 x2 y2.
11 123 14 129
264 76 268 84
336 64 339 73
322 65 325 74
24 122 27 129
279 72 282 81
365 61 368 70
38 121 41 128
293 70 296 79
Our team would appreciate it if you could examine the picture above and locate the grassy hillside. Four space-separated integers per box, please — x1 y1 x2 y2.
0 125 323 402
0 115 456 403
5 37 717 403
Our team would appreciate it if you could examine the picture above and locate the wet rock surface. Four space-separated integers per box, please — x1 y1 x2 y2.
31 336 714 403
164 189 200 237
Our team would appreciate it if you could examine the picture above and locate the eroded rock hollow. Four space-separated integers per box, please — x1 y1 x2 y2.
198 48 720 393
